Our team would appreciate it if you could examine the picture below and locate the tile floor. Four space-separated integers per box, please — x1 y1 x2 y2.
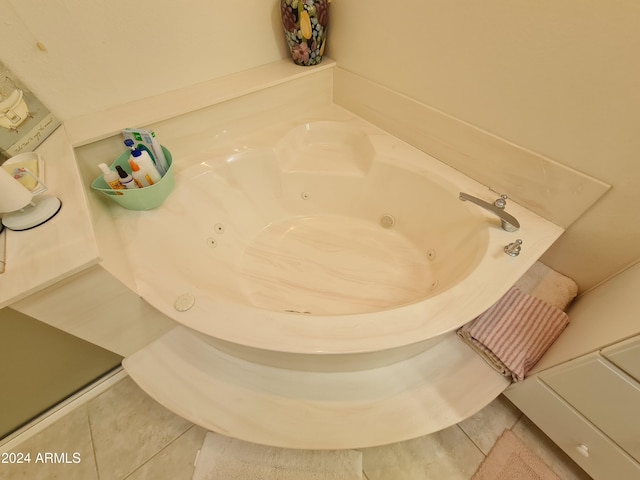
0 374 591 480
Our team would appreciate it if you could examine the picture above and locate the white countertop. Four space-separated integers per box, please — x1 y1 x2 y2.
0 126 100 308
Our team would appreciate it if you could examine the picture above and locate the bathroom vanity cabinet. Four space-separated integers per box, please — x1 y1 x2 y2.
505 335 640 479
504 258 640 480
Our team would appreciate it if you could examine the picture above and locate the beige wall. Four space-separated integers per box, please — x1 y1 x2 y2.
329 0 640 291
1 1 638 290
0 1 289 119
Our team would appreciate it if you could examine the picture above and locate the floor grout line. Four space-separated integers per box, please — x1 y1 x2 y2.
121 423 197 480
455 423 488 460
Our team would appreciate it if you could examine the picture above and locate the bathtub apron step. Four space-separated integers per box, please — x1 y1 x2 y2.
123 326 509 450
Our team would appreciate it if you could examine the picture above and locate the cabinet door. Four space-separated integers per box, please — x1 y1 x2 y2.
602 335 640 383
541 353 640 462
505 377 640 480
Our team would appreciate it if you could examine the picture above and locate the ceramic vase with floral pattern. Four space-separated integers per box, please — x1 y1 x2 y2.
280 0 330 66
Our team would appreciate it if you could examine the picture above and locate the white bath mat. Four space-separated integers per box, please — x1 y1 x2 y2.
192 432 362 480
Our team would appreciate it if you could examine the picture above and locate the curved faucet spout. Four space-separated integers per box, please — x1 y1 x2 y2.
459 192 520 232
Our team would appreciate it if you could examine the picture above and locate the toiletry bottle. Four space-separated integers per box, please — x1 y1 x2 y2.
136 149 162 182
123 130 168 176
130 148 162 183
125 138 164 178
115 165 139 189
129 158 154 187
98 163 125 191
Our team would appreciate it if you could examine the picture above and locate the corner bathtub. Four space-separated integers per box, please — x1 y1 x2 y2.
115 121 563 368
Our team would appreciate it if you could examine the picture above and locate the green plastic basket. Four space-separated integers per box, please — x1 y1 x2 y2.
91 146 175 210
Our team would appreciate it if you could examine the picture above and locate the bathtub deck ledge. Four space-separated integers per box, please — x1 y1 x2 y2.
123 326 509 450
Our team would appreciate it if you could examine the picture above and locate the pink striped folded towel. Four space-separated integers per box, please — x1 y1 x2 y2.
457 287 569 382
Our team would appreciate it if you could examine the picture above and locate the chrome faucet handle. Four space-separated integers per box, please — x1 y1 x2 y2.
504 239 523 257
494 194 508 209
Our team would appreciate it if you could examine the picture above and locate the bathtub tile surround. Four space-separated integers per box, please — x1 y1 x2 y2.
65 59 336 148
333 68 610 230
0 375 589 480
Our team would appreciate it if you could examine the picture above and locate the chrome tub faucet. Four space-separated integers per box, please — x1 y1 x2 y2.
459 192 520 232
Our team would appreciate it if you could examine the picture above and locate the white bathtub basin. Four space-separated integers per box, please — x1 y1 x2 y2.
113 120 563 360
